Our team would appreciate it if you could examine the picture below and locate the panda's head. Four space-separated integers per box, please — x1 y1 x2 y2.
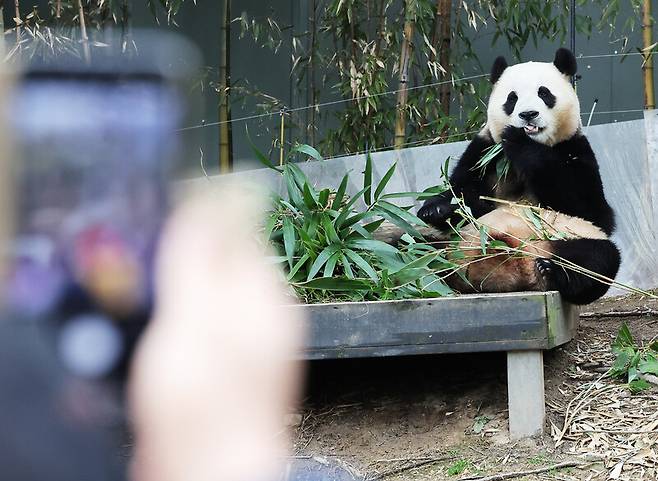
486 48 580 146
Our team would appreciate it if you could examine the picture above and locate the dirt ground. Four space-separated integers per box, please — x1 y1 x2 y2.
292 293 658 480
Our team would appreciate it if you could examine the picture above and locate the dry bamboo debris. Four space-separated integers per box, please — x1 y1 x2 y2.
457 461 585 481
549 340 658 481
580 308 658 319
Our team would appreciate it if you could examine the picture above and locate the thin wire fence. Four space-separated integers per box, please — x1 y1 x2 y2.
183 49 651 165
177 73 489 132
320 105 646 161
179 49 652 134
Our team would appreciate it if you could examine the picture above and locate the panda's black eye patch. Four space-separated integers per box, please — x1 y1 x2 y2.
503 91 518 115
538 86 556 108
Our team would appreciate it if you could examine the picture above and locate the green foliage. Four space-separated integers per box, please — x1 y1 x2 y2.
471 414 491 434
231 0 636 157
146 0 189 23
5 0 188 61
257 143 457 303
446 459 471 476
610 322 658 393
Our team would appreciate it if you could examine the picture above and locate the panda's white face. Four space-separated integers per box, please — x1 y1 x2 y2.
486 61 581 146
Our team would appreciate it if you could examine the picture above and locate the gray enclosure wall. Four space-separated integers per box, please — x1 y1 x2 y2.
205 117 658 295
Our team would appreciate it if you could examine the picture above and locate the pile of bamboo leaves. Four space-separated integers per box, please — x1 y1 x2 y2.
260 146 458 304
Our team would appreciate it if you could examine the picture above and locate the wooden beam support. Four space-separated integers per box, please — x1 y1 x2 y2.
507 350 546 440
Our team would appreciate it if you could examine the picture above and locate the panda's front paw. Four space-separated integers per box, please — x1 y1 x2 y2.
501 125 531 145
417 196 456 229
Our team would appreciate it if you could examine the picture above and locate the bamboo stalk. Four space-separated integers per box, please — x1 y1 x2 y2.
120 0 131 51
308 0 317 147
0 1 6 57
437 0 452 118
642 0 655 109
13 0 19 44
56 0 62 19
218 0 232 173
394 0 415 149
77 0 91 63
279 110 286 166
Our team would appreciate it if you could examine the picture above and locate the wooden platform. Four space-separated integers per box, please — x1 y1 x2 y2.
295 291 579 440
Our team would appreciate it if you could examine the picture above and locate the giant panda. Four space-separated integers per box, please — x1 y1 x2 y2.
414 48 621 305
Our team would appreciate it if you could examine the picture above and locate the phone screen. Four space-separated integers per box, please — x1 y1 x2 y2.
5 73 181 379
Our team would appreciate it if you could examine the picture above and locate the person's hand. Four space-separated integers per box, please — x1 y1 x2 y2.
129 186 304 481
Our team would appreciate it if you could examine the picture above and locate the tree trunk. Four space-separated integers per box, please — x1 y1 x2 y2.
394 1 415 149
437 0 452 118
218 0 233 172
642 0 655 109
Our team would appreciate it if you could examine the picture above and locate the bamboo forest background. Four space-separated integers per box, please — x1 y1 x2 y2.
2 0 653 172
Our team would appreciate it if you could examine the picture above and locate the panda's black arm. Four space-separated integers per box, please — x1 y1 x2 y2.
418 134 497 228
502 127 615 234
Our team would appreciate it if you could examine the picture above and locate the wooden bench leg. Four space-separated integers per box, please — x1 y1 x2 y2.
507 350 545 440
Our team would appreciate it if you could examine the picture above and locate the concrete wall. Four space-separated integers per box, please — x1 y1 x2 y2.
205 118 658 294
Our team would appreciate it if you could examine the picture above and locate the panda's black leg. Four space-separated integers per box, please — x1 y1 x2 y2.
536 238 621 305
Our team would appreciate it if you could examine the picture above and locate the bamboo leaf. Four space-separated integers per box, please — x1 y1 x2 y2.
296 277 372 291
344 248 379 281
346 238 399 256
374 162 397 200
307 245 340 281
332 174 349 209
372 205 423 238
377 200 427 227
302 182 318 209
282 217 296 268
246 127 282 172
291 143 323 161
323 251 340 278
363 151 373 205
322 215 341 244
339 253 355 279
287 252 310 281
319 188 330 207
334 186 370 229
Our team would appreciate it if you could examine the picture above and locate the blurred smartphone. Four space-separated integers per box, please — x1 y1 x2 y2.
4 37 197 382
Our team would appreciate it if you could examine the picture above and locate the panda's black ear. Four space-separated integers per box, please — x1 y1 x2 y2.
554 48 577 76
490 56 508 83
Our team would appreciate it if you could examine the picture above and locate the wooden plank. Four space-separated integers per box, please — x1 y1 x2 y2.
295 291 573 360
546 295 579 349
507 350 546 439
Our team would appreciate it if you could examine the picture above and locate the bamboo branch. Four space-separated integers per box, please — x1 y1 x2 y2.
308 0 317 147
218 0 232 173
77 0 91 63
437 0 452 119
13 0 19 44
0 1 6 57
457 461 585 481
642 0 655 109
394 0 415 149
